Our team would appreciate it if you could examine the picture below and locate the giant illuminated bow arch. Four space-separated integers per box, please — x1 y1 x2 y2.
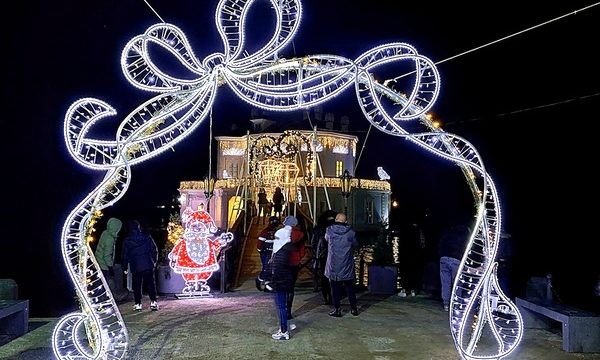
54 0 523 359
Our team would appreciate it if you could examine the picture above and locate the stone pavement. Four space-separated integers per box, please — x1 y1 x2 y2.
1 280 599 360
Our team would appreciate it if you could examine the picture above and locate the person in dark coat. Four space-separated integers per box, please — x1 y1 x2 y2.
397 218 425 297
314 210 337 304
255 216 281 291
269 223 295 340
324 212 359 317
283 216 305 320
257 188 269 223
122 220 159 311
272 187 284 219
438 224 470 311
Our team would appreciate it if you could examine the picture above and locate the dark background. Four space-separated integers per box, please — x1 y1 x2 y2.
3 0 599 316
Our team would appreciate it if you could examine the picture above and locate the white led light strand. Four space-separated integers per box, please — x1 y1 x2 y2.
57 0 521 359
355 76 523 359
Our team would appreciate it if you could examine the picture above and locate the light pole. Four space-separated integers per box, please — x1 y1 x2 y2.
203 177 215 212
204 107 215 213
340 169 353 216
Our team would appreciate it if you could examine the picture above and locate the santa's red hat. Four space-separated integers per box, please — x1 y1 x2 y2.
182 206 218 233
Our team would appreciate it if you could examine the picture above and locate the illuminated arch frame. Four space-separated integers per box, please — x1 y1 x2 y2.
55 0 523 359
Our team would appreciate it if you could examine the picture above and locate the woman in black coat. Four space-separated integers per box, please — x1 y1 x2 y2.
269 226 295 340
122 220 159 311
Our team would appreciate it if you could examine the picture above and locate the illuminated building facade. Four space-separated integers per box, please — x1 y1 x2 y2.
179 124 391 232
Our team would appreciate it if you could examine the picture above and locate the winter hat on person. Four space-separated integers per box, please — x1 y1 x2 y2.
283 216 298 227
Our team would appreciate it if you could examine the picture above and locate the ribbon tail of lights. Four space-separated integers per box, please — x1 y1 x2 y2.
57 0 521 358
356 72 523 358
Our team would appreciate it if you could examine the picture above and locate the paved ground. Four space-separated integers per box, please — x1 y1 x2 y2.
1 280 599 360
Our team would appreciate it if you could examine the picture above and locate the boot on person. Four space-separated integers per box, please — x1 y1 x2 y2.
328 307 342 317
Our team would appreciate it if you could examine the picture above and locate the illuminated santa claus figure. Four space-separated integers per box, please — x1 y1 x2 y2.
169 205 233 295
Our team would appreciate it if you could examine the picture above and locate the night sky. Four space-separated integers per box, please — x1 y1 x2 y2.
3 1 599 316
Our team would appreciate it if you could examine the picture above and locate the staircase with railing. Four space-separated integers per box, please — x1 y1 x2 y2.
234 217 265 287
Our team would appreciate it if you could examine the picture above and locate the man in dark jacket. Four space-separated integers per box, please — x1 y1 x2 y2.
324 212 359 317
122 220 159 311
283 216 305 320
438 224 470 311
256 216 281 291
314 210 337 304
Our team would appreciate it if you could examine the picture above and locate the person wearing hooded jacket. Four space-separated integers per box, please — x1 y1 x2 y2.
95 217 122 280
268 220 295 340
282 216 305 320
325 212 359 317
122 220 159 311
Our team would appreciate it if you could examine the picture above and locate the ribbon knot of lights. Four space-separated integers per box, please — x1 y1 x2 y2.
55 0 522 359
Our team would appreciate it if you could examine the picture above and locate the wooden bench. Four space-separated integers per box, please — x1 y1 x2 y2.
0 299 29 337
516 297 600 353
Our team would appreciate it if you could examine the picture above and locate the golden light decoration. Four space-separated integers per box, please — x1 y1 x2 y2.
219 140 248 152
257 159 299 188
166 218 184 250
316 135 357 153
179 177 391 191
85 210 103 245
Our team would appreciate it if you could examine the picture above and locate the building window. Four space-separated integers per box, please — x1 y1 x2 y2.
229 162 239 178
335 161 343 177
365 198 374 224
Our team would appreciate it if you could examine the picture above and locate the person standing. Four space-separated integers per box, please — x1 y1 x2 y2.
283 215 305 320
122 220 159 311
256 216 281 291
397 218 425 297
325 212 359 317
496 232 514 299
269 221 295 340
438 224 470 311
272 187 284 219
95 217 122 281
314 210 337 304
257 188 269 223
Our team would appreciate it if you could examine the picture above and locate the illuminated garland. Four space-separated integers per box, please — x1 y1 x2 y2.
219 134 357 156
57 0 520 358
180 177 391 191
85 210 103 245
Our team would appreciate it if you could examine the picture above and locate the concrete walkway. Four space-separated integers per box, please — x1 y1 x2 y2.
1 280 598 359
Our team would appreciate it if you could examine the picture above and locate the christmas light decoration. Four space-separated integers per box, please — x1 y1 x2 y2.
57 0 520 358
162 213 185 262
249 131 314 180
168 207 233 297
